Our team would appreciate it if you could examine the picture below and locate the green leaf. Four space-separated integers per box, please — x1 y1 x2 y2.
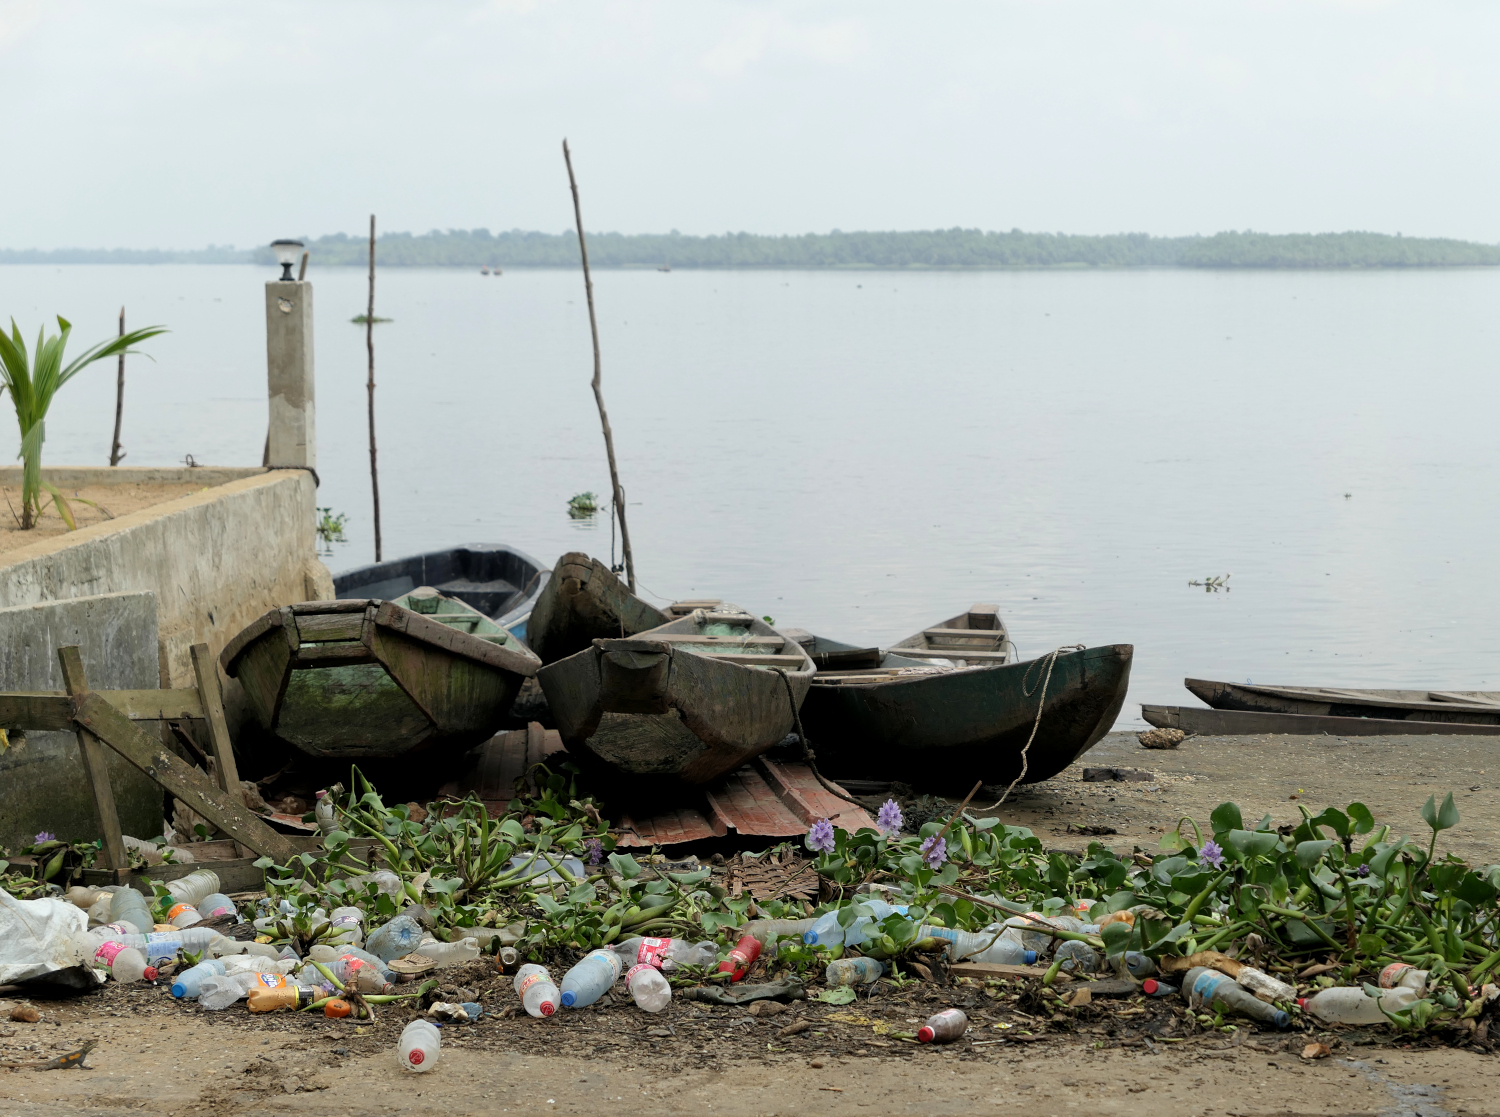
815 986 857 1004
1224 830 1279 859
607 852 642 879
1347 803 1375 835
1436 792 1460 832
1295 839 1337 868
498 818 527 843
1455 871 1500 907
1100 921 1132 954
1356 934 1387 957
1310 808 1350 839
253 856 275 869
1209 802 1243 836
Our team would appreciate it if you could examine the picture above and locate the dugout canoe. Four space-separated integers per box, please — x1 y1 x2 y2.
333 544 547 641
536 607 815 785
1185 678 1500 726
794 627 1133 792
525 552 669 664
1142 704 1500 737
221 588 540 760
887 603 1019 666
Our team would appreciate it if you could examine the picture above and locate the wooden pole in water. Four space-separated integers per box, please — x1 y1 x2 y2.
366 214 383 562
562 138 636 591
109 307 125 465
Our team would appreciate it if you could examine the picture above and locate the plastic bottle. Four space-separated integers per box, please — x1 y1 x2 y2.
342 870 404 900
1141 978 1176 997
560 948 623 1008
1054 940 1099 974
171 958 227 998
1185 967 1291 1028
736 918 817 944
914 925 1017 961
198 971 262 1010
1379 963 1430 993
1299 985 1420 1026
302 954 393 994
514 963 559 1017
1235 966 1297 1002
67 885 111 909
399 1019 441 1072
108 888 153 935
365 915 425 962
221 954 298 977
78 934 156 983
968 936 1038 966
166 902 203 928
101 928 228 968
804 901 908 947
826 956 885 986
613 937 718 971
314 791 338 836
197 894 238 921
997 914 1059 955
309 943 395 982
164 870 221 907
625 963 672 1012
416 937 481 967
1107 951 1156 979
327 906 364 945
718 935 760 981
917 1008 968 1044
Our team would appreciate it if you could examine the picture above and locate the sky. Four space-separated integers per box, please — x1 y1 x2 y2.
4 0 1499 249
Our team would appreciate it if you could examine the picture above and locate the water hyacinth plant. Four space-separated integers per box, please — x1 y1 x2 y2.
0 316 166 529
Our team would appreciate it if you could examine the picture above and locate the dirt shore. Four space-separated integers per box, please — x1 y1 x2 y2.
0 729 1494 1116
0 482 204 554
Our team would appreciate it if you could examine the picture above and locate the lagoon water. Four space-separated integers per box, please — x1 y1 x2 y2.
3 263 1499 728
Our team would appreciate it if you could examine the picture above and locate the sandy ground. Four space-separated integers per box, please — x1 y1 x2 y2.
0 730 1494 1116
0 482 204 554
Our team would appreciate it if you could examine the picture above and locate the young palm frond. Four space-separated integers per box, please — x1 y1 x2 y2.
0 316 167 529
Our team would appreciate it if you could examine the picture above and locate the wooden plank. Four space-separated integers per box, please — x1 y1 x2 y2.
684 652 807 665
924 627 1004 641
894 647 1012 661
57 648 128 872
966 603 1001 631
1429 691 1500 707
218 610 282 673
374 601 539 677
291 643 377 667
191 643 248 859
294 613 365 642
70 691 302 862
652 634 787 647
1141 704 1500 737
290 599 370 615
0 689 205 731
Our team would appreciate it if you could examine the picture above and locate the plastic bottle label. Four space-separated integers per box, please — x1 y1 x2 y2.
167 903 197 922
1191 970 1229 1008
257 973 288 989
517 971 545 998
637 937 672 966
626 963 655 987
93 941 127 967
926 928 958 943
1379 963 1412 989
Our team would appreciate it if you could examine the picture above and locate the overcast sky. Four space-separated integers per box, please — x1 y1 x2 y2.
4 0 1498 249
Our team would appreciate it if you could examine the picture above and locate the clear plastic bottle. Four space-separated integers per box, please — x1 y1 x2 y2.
804 901 908 947
166 902 203 928
198 971 262 1010
399 1019 441 1072
1379 963 1430 993
1299 985 1419 1025
514 963 559 1017
171 958 226 998
1185 967 1291 1027
1141 978 1176 997
736 918 816 944
718 934 759 981
417 937 481 967
1054 940 1100 974
164 870 221 907
970 936 1038 966
914 925 1017 961
221 954 298 977
342 870 404 900
1235 966 1297 1002
561 948 623 1008
327 906 364 945
826 956 885 986
365 915 425 962
625 963 671 1012
314 792 338 836
197 894 238 921
108 887 153 935
998 914 1059 955
79 935 155 983
303 953 392 994
613 937 718 971
309 943 394 982
917 1008 968 1044
1107 951 1155 978
104 928 228 968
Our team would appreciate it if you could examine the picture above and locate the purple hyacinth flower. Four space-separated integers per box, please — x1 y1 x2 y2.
807 818 836 854
584 837 603 866
876 799 903 835
1199 838 1225 870
1357 863 1371 877
34 831 55 844
919 833 947 870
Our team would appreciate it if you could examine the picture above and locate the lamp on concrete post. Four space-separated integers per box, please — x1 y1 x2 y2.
265 239 316 472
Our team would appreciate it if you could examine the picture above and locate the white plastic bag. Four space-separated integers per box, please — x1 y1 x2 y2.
0 891 94 983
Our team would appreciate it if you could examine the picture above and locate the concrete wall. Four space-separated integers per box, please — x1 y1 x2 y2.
0 592 164 848
0 468 333 688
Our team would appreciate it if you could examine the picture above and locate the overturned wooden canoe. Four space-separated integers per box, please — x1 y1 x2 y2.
525 552 668 665
888 603 1018 667
537 608 815 785
796 627 1133 791
1143 704 1500 737
1185 679 1500 725
222 588 540 760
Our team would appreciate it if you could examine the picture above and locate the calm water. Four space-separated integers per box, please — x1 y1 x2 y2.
4 263 1500 728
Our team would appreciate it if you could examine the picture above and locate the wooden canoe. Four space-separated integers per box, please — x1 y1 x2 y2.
1185 678 1500 725
221 588 540 760
1143 704 1500 737
796 629 1133 792
888 603 1018 667
536 608 815 785
332 544 547 640
525 552 668 665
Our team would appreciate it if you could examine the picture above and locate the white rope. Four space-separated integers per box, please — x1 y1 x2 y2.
981 644 1085 811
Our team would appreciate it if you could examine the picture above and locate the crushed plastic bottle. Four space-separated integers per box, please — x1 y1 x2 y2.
736 918 817 944
196 893 238 921
561 948 623 1008
718 934 760 982
171 958 226 998
625 963 672 1012
342 870 404 900
164 870 221 907
967 931 1038 967
1299 985 1420 1025
515 964 559 1017
613 937 718 971
309 943 395 983
1379 963 1430 993
826 956 885 986
1186 967 1290 1028
414 937 481 967
399 1019 441 1072
327 906 364 945
1053 940 1100 974
1234 966 1297 1002
302 953 393 994
198 971 262 1010
917 1008 968 1044
365 915 425 963
108 887 153 935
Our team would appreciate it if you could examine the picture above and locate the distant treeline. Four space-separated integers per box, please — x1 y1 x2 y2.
7 228 1500 268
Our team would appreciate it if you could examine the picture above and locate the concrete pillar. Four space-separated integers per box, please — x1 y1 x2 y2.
265 280 316 471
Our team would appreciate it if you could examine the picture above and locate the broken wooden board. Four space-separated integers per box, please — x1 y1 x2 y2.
0 689 204 732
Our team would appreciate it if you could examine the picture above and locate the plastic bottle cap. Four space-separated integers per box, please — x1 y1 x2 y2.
143 967 158 981
170 982 187 998
409 1049 424 1066
1142 979 1159 995
916 1026 935 1043
539 1001 555 1017
560 991 577 1007
1023 951 1037 965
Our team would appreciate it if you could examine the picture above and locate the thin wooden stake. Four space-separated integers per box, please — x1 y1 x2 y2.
563 139 636 591
57 647 128 872
109 307 125 466
366 214 382 562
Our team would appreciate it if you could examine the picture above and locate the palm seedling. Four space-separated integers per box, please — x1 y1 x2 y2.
0 316 166 529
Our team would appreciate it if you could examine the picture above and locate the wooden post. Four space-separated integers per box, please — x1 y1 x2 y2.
366 214 383 563
562 139 636 591
190 643 249 858
56 647 128 872
109 307 126 466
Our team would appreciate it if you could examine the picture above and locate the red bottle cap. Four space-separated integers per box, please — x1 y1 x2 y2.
408 1049 424 1066
1142 979 1159 995
917 1026 935 1043
539 1000 555 1017
143 966 158 982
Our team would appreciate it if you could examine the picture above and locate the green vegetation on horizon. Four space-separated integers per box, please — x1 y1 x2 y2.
5 228 1500 269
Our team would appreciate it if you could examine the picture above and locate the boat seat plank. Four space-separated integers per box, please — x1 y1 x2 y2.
687 651 807 665
292 644 377 668
290 600 370 615
652 634 787 647
894 647 1012 661
295 614 365 643
924 628 1004 642
966 604 1001 630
